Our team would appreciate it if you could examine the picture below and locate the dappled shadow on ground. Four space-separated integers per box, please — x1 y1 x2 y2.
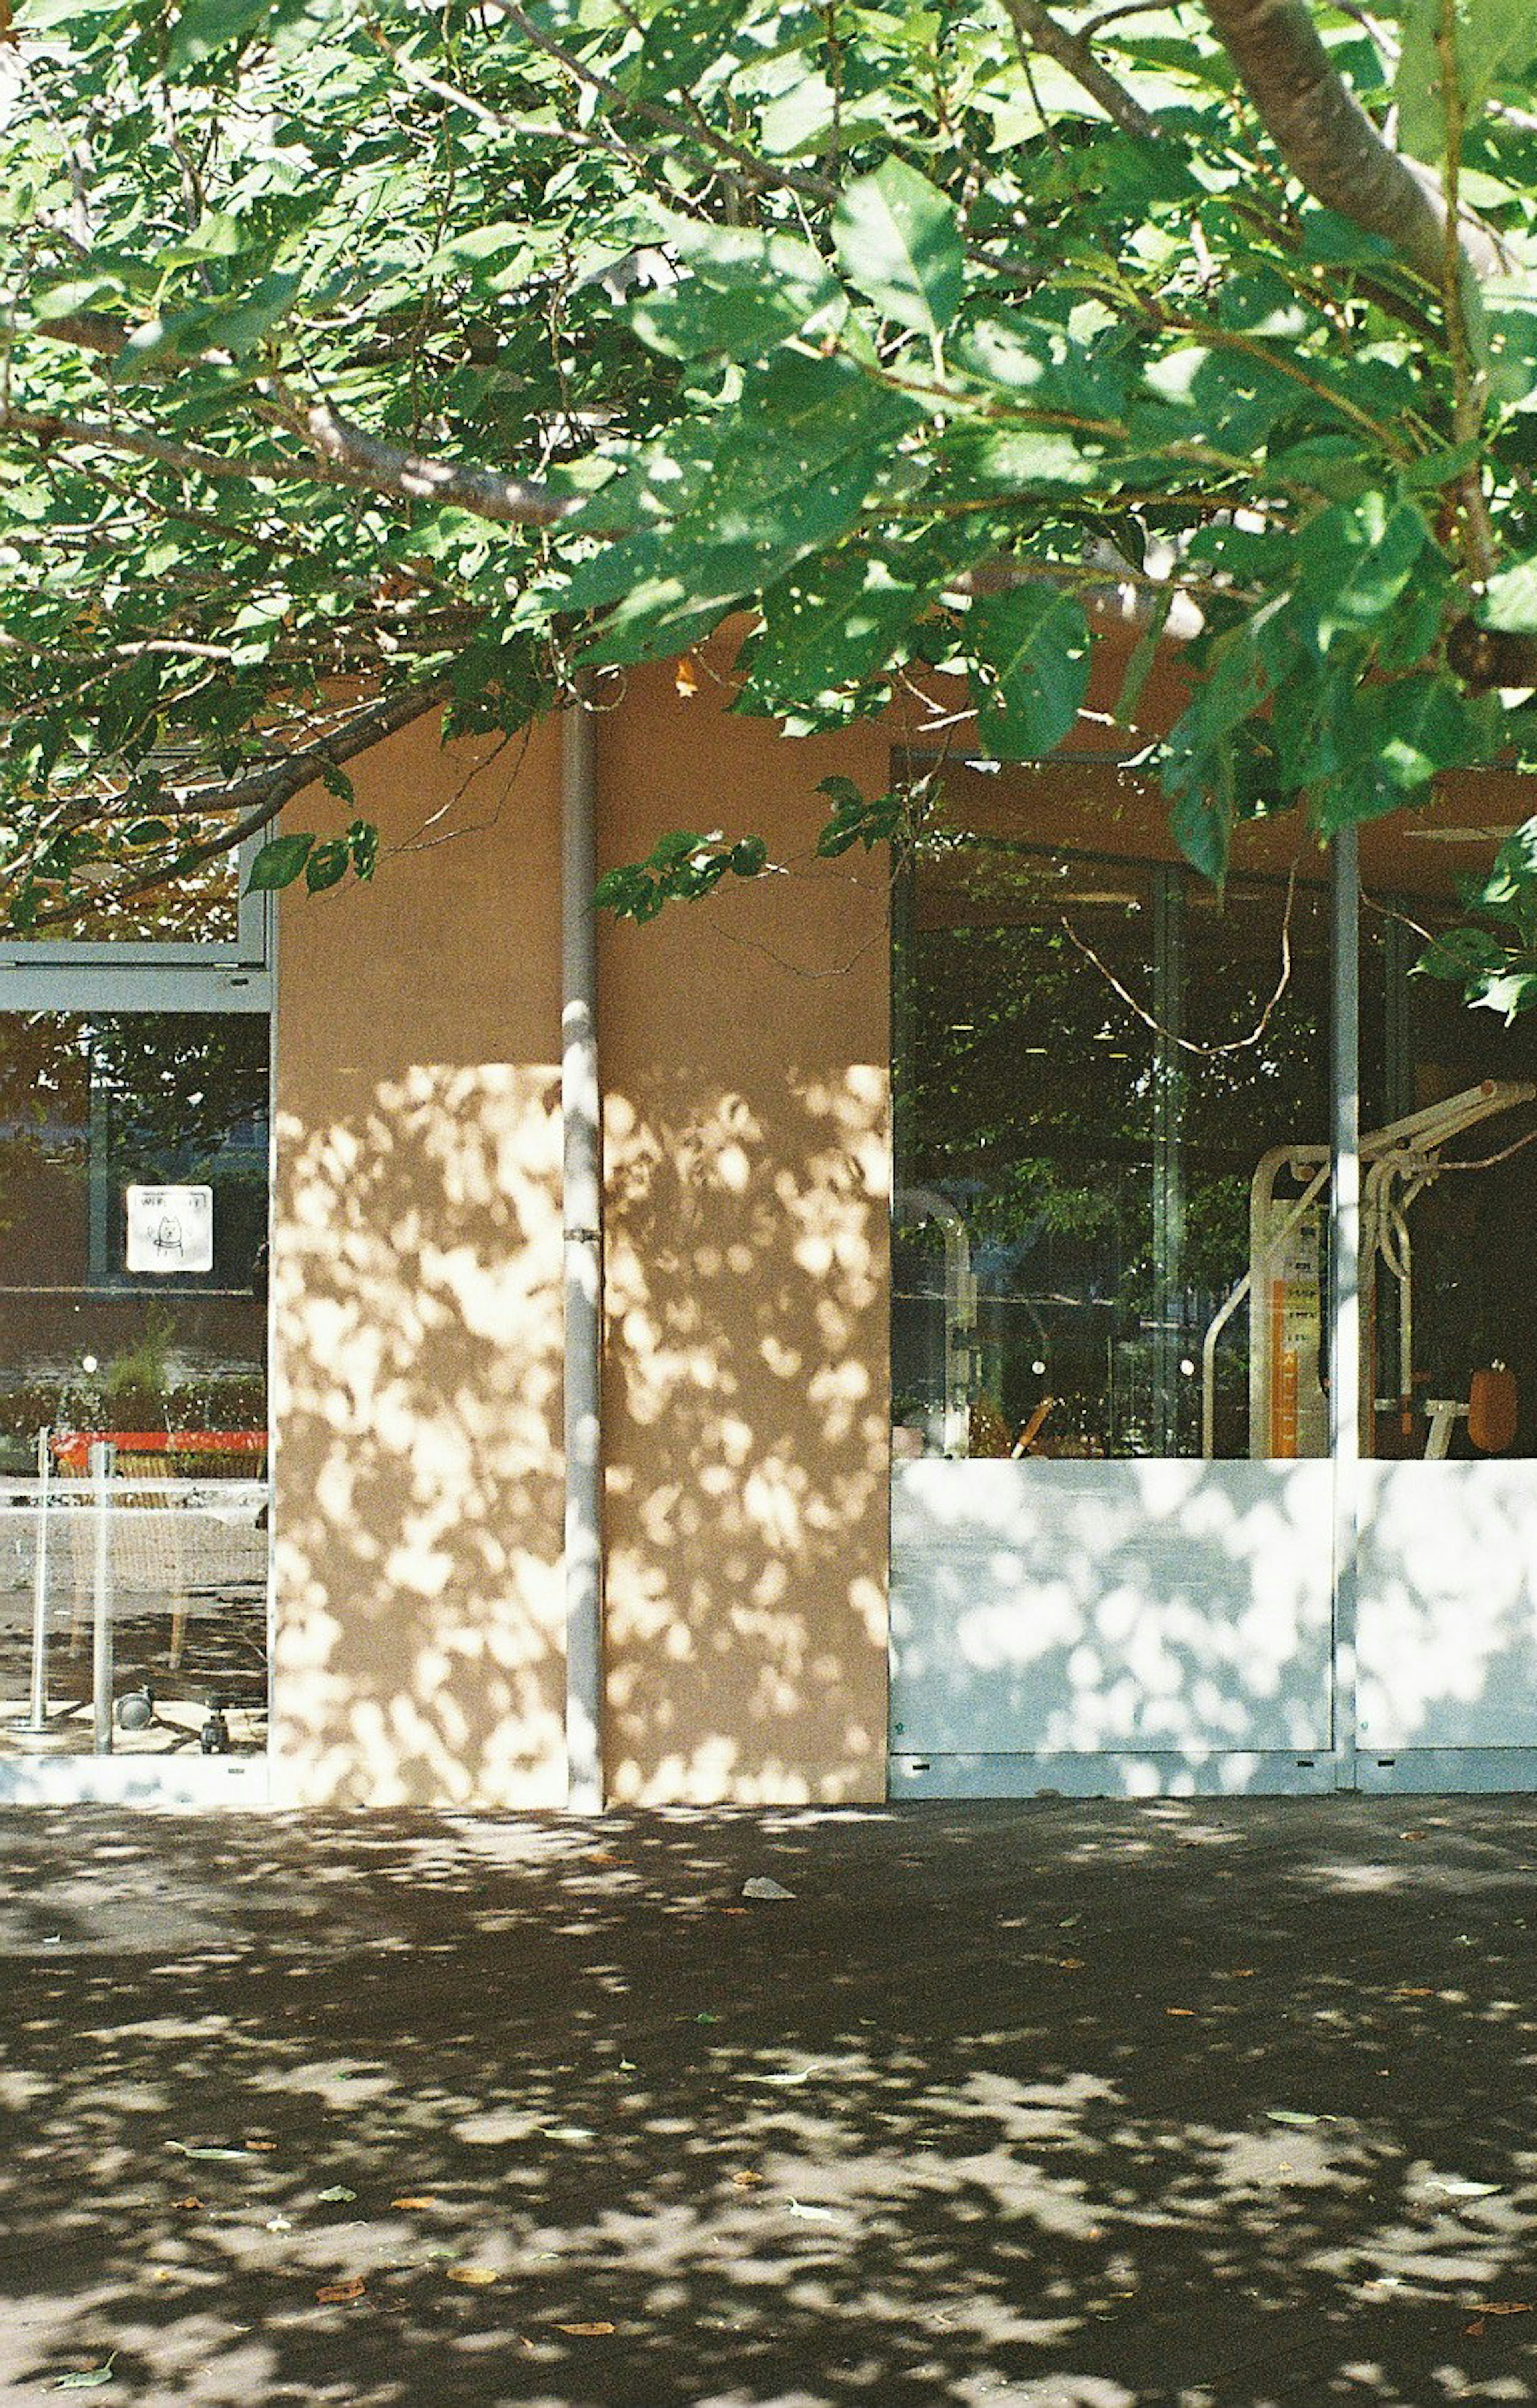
3 1799 1537 2406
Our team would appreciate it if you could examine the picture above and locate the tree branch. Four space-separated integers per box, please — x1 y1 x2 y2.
1203 0 1505 285
0 392 578 529
0 402 281 484
24 677 455 929
298 399 577 526
1000 0 1164 141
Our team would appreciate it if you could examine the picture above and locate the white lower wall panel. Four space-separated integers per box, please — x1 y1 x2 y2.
891 1458 1334 1763
1357 1462 1537 1751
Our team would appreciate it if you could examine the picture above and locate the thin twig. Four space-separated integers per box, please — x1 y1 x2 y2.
1059 857 1301 1056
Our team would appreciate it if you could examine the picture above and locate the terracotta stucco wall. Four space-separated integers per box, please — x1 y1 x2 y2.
598 667 893 1802
271 715 567 1806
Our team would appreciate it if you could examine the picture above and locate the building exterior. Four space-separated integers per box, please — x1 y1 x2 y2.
4 625 1537 1807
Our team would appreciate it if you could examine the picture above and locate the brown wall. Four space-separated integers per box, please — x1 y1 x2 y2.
598 665 893 1802
271 676 897 1808
271 714 568 1806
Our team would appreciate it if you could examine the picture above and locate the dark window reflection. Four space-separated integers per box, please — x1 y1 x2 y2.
0 1014 268 1471
894 836 1329 1461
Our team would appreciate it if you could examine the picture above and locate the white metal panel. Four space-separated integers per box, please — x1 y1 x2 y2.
1357 1462 1537 1749
891 1458 1334 1759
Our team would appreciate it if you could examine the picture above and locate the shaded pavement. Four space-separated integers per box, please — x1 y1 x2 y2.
2 1796 1537 2406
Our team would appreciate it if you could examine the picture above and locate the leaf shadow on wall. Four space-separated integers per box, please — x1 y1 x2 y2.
273 1062 565 1806
602 1061 890 1803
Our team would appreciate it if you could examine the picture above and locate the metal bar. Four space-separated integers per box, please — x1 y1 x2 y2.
562 699 604 1812
1202 1159 1331 1457
87 1053 110 1289
26 1427 51 1731
1151 866 1184 1454
90 1439 114 1755
1330 829 1361 1789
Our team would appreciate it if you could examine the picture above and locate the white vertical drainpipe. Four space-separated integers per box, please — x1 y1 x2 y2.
562 699 604 1809
1330 825 1360 1790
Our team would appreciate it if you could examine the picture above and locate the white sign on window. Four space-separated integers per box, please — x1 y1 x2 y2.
125 1184 214 1275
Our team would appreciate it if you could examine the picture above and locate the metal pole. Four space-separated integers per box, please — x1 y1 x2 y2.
26 1426 51 1731
1152 865 1185 1453
1330 828 1360 1788
90 1438 114 1755
562 699 604 1810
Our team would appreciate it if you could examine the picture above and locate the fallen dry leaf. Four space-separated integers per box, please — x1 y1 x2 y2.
315 2279 367 2304
1395 1986 1434 1998
1166 2008 1196 2018
557 2322 615 2337
244 2139 277 2153
1470 2301 1534 2316
729 2170 764 2190
390 2196 435 2211
1055 1957 1084 1972
447 2265 500 2287
173 2196 202 2212
1465 2318 1487 2338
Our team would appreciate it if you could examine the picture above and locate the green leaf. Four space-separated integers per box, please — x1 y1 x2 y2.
1481 556 1537 636
968 588 1091 759
1418 923 1507 980
633 0 740 96
741 554 931 710
1461 815 1537 907
1396 0 1537 160
168 0 292 74
632 230 843 361
1169 783 1232 884
246 833 314 892
834 159 963 341
45 2362 116 2393
117 273 301 372
1472 966 1537 1020
1294 492 1429 652
33 275 126 323
304 839 349 892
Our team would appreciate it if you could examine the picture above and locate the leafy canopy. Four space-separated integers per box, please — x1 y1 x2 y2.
3 0 1537 1002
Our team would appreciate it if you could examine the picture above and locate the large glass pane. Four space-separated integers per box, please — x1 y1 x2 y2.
0 1013 269 1758
1183 876 1331 1458
895 841 1157 1460
1361 808 1537 1459
893 774 1329 1460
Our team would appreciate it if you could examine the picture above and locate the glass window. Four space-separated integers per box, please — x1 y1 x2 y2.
893 772 1329 1461
1 811 259 952
1361 807 1537 1460
0 1012 269 1760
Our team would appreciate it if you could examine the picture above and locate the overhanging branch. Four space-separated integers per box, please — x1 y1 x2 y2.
25 677 454 930
1203 0 1505 285
1000 0 1164 141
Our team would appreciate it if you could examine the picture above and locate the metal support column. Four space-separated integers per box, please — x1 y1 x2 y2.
562 699 605 1812
26 1426 51 1731
1151 867 1186 1454
87 1044 110 1288
1330 829 1360 1788
90 1438 114 1755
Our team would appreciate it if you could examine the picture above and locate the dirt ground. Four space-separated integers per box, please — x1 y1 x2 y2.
2 1795 1536 2406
